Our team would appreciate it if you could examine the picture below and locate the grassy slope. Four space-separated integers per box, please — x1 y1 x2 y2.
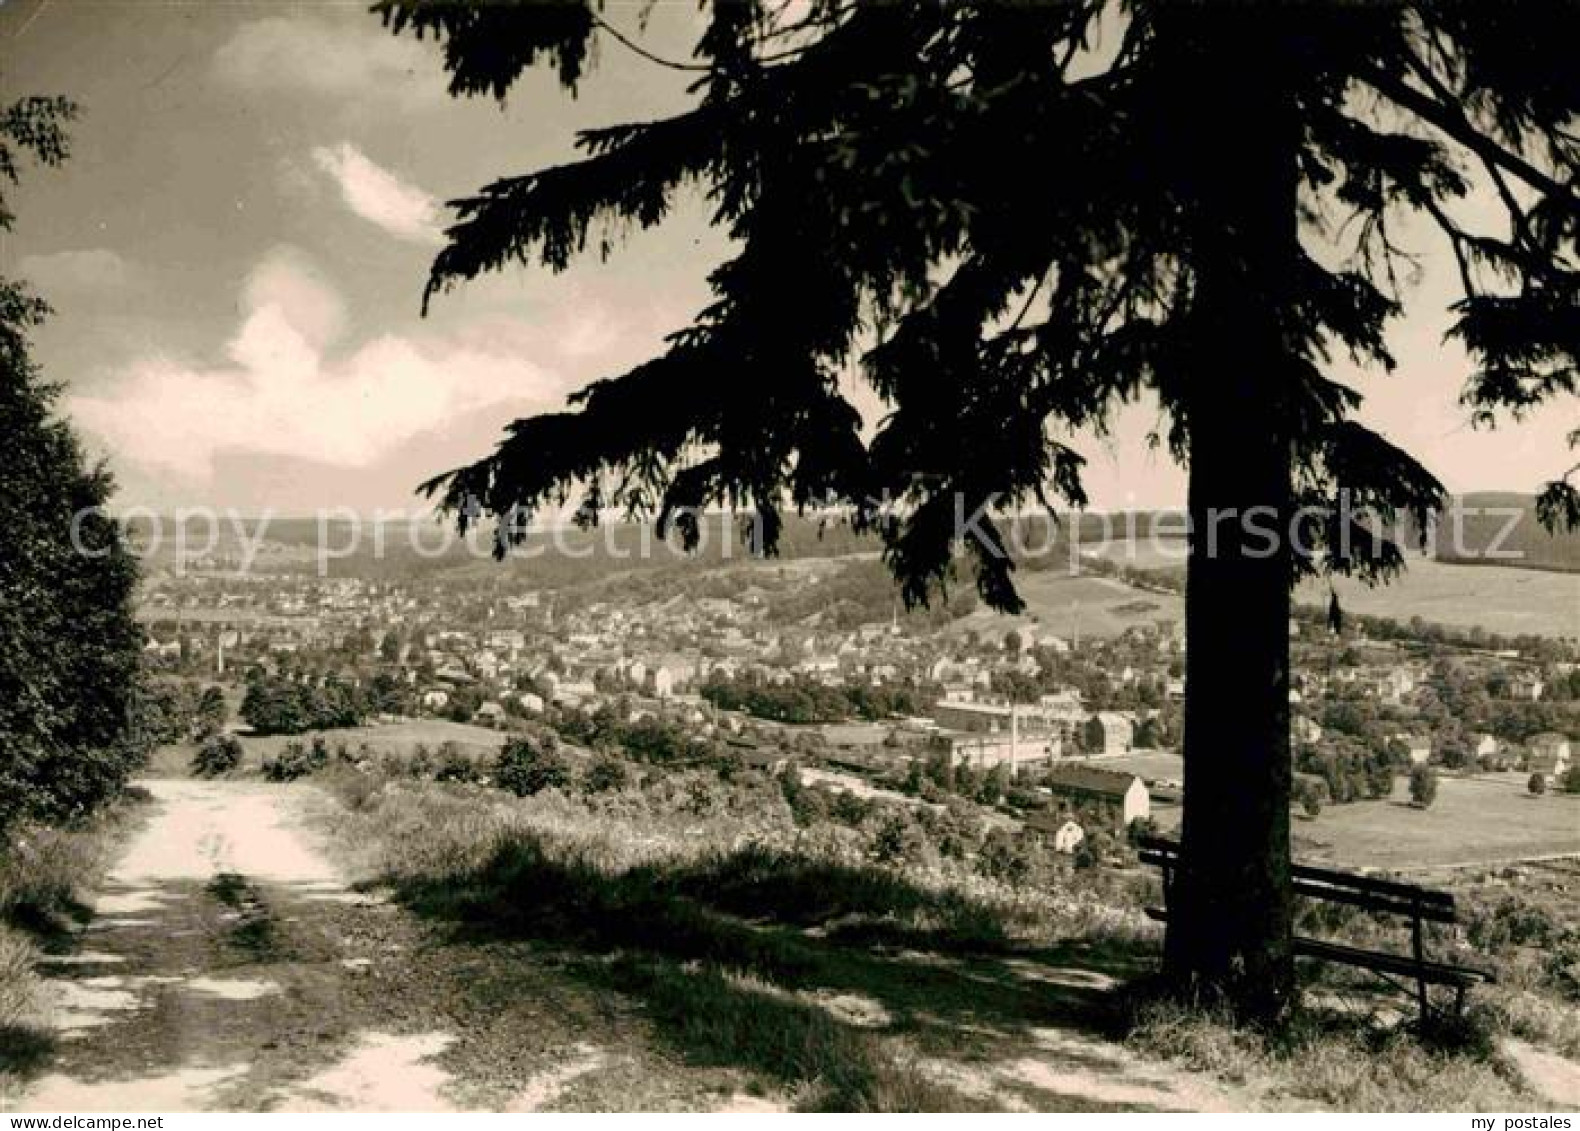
304 754 1576 1112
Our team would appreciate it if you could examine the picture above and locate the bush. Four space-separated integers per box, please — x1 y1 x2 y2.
1409 764 1438 808
583 753 631 794
977 828 1032 885
191 733 243 778
1528 772 1548 796
871 814 928 866
830 790 872 827
494 734 570 797
433 742 482 784
260 737 328 782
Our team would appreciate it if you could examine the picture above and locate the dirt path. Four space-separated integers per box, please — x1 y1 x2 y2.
5 779 745 1112
3 778 1272 1113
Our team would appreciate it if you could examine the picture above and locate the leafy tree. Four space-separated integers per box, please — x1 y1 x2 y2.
384 1 1579 1021
494 732 570 796
1529 772 1549 797
196 686 228 736
0 94 144 836
1408 764 1438 809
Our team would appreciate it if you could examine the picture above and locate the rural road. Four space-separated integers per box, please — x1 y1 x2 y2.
5 778 723 1113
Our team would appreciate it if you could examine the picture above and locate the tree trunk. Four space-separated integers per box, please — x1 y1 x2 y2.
1158 12 1301 1024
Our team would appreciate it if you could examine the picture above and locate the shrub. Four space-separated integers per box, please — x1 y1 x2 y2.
260 738 327 782
191 733 243 778
830 790 872 827
977 828 1032 885
871 814 928 866
1408 764 1438 808
583 753 631 794
434 742 482 784
494 735 570 797
1528 772 1548 796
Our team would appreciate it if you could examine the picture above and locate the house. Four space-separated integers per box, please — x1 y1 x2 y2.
420 688 450 711
1473 733 1500 762
1293 715 1323 745
1026 811 1086 854
1526 733 1573 779
1087 712 1134 756
1506 671 1546 701
1051 819 1086 854
726 737 789 774
1042 765 1150 828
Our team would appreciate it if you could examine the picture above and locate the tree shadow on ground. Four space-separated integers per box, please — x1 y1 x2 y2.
379 836 1157 1110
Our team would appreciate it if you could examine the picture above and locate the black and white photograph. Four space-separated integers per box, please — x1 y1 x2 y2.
0 0 1577 1116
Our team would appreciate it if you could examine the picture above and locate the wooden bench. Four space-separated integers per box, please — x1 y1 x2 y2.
1138 835 1495 1020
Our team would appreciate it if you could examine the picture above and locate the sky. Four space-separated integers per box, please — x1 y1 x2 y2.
0 0 1573 516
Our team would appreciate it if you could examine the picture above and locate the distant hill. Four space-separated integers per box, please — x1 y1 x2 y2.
123 494 1579 586
1429 493 1580 573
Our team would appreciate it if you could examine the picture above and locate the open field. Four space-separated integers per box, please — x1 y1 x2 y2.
1297 559 1580 640
946 571 1183 642
1076 540 1578 640
1294 773 1580 872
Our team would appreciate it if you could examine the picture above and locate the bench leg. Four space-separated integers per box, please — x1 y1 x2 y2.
1411 911 1429 1022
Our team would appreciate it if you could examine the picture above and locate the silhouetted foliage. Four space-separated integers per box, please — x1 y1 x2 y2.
0 94 144 836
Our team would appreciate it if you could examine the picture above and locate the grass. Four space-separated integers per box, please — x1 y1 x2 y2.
318 771 1156 1110
0 792 151 1096
311 758 1580 1112
1295 774 1580 869
1123 993 1534 1111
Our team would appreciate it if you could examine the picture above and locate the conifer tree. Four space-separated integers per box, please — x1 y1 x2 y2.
383 0 1578 1020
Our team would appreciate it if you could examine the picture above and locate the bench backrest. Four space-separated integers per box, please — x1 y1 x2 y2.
1137 835 1457 923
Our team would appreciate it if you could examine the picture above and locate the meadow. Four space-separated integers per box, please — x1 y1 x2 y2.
297 751 1577 1111
1294 774 1580 871
946 572 1184 642
1075 539 1578 641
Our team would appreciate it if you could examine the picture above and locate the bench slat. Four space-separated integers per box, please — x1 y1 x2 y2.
1138 836 1455 911
1294 937 1496 985
1291 879 1459 923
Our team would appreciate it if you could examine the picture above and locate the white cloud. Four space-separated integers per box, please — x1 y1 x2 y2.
311 142 443 244
213 16 446 109
69 248 569 479
16 248 133 292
